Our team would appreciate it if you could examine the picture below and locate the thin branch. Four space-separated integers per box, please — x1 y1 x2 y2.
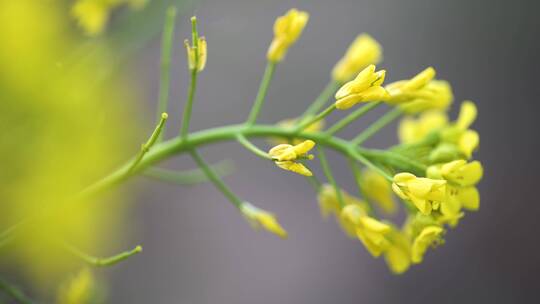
127 113 169 174
0 278 33 304
156 6 177 142
299 80 340 122
180 17 201 139
63 242 142 267
236 134 272 160
352 107 402 145
245 62 277 126
318 146 345 208
143 160 234 185
294 104 336 133
326 101 381 135
189 149 243 209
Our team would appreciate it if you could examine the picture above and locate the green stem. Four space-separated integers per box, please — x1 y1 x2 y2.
128 113 168 173
63 242 142 267
294 104 336 133
156 6 177 141
347 157 373 213
0 278 33 304
326 101 381 135
189 149 243 209
348 149 392 182
305 175 322 192
180 68 198 139
236 134 272 160
351 107 402 145
180 17 201 139
77 124 418 199
318 146 345 208
246 62 277 126
299 80 340 121
143 160 234 185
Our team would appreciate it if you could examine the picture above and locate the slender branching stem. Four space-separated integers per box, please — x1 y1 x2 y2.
299 80 340 122
63 242 142 267
156 6 177 142
318 146 345 208
351 107 402 145
246 62 277 126
127 113 169 174
189 149 243 209
0 278 33 304
348 156 373 213
294 104 336 133
236 134 272 160
326 101 382 135
143 160 234 185
347 148 392 182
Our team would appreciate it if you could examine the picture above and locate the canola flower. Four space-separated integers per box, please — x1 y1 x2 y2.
72 0 147 35
0 6 486 303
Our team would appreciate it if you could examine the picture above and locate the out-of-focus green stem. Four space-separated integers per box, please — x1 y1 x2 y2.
156 6 177 141
352 107 402 145
294 104 336 133
143 160 235 185
245 62 277 126
0 278 33 304
318 146 345 208
63 242 142 267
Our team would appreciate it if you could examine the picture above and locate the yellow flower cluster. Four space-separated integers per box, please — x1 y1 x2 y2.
72 0 147 35
268 140 316 176
334 65 389 110
267 9 309 62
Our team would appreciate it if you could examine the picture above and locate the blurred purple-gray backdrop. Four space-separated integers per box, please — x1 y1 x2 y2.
110 0 540 303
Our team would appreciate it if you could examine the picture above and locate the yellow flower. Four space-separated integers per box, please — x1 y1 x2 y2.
334 65 389 110
72 0 109 36
332 34 383 83
384 230 412 274
411 226 444 264
269 117 325 145
268 140 315 176
455 186 480 211
185 35 207 72
440 160 483 187
392 173 446 215
439 101 480 158
72 0 147 36
267 8 309 62
360 169 396 214
340 205 392 256
317 184 366 220
398 110 448 144
385 67 436 103
57 268 95 304
240 202 288 238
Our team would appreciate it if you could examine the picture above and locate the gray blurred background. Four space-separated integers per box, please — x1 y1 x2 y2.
109 0 540 303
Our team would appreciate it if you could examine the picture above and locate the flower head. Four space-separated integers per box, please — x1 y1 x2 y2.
340 205 392 256
267 9 309 62
360 169 396 214
334 65 389 110
57 268 95 304
185 36 207 72
384 230 412 274
411 226 444 263
332 34 382 83
398 110 448 144
268 140 315 176
240 202 288 238
392 173 447 215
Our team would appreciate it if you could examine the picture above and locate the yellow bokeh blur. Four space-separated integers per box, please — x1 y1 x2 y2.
0 0 139 288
